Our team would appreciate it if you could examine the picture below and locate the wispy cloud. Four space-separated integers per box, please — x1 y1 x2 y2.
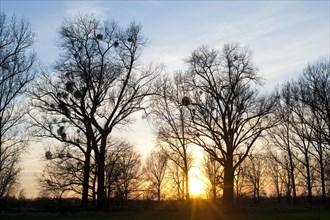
64 1 109 18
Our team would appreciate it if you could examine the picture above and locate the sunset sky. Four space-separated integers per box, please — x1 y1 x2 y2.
1 0 329 197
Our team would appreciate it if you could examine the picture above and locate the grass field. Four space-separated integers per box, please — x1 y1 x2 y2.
2 200 330 220
2 209 330 220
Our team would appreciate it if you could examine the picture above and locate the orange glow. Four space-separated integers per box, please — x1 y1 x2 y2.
189 177 206 198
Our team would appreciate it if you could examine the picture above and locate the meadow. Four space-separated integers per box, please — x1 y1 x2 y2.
2 209 330 220
2 200 330 220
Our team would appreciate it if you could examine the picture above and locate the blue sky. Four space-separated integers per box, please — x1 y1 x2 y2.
1 0 329 197
2 1 329 86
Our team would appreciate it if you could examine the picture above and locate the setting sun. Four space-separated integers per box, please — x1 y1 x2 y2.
189 178 206 198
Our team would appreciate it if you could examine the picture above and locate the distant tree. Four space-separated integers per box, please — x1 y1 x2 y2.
144 149 168 201
185 43 276 204
267 142 301 203
37 144 86 200
288 86 315 204
265 151 285 202
244 154 267 203
29 14 159 210
38 162 71 200
234 158 248 200
268 60 330 204
325 153 330 197
295 60 330 203
202 153 223 200
0 12 35 200
111 144 142 203
105 140 125 207
267 83 298 203
167 158 186 200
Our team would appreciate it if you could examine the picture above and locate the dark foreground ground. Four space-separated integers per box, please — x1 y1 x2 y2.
1 200 330 220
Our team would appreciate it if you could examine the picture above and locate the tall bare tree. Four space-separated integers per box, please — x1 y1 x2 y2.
0 12 35 200
185 43 276 204
265 151 285 202
295 59 330 203
147 72 194 200
29 14 158 210
267 83 298 203
288 87 315 204
167 158 186 200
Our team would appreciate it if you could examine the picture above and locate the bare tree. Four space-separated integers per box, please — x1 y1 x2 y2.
167 158 185 200
28 95 93 209
110 144 142 203
202 153 223 200
29 14 159 210
265 151 285 202
267 83 298 203
266 140 301 203
185 43 276 204
234 158 248 200
288 88 315 204
244 154 267 203
144 149 168 201
0 12 35 200
105 140 125 207
38 163 72 200
295 59 330 203
147 72 194 200
325 152 330 197
37 144 87 200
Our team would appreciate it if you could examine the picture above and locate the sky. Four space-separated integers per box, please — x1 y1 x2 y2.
1 0 329 198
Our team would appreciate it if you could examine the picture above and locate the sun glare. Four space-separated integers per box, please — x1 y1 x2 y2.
189 178 206 198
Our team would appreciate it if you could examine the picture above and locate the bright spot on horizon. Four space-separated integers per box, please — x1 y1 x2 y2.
189 177 206 198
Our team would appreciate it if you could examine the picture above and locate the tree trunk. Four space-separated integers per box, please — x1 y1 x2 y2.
184 168 190 200
275 177 281 203
305 154 312 204
157 186 161 202
81 147 91 209
223 158 234 205
92 172 97 209
286 168 291 204
276 187 281 203
212 180 217 200
286 117 297 204
319 153 326 203
96 152 105 210
288 151 297 204
181 111 190 201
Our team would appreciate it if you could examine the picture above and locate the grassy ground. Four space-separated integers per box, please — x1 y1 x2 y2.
2 209 330 220
0 210 330 220
2 200 330 220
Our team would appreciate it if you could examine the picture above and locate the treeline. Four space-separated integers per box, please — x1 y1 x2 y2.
0 12 329 211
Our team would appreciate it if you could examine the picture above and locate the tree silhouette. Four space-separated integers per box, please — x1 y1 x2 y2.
144 149 168 201
185 43 276 204
147 72 194 200
203 153 223 200
29 14 159 210
267 83 298 203
0 12 35 200
295 60 330 203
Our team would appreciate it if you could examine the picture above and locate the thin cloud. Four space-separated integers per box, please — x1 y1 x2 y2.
64 1 109 18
